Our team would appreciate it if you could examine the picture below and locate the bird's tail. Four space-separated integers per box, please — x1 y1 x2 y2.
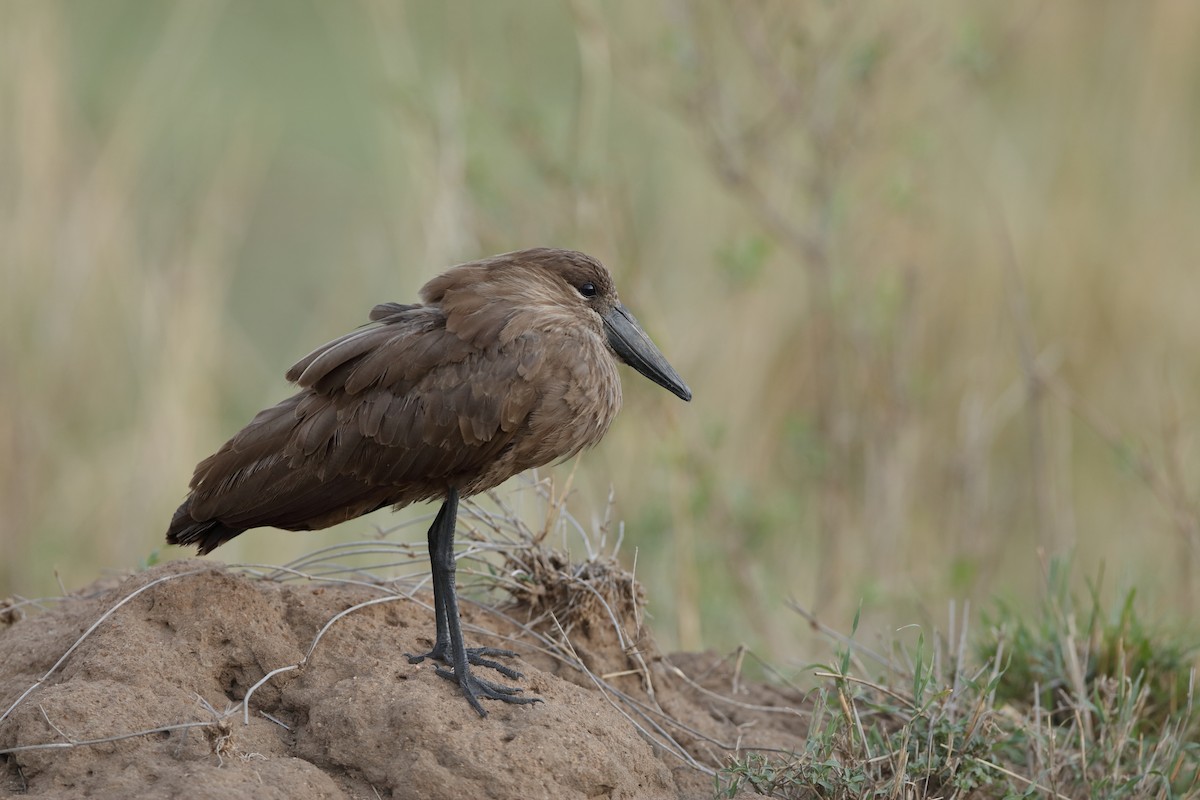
166 501 245 555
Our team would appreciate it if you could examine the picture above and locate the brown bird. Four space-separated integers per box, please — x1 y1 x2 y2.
167 247 691 715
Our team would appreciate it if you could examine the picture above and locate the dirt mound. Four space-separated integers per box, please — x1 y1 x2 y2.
1 560 808 799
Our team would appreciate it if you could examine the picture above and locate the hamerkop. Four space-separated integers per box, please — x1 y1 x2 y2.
166 247 691 715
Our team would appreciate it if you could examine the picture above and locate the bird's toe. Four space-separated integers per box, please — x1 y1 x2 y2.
407 643 522 678
434 665 543 716
405 647 440 665
465 649 523 680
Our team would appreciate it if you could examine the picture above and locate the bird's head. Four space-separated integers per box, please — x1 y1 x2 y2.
423 248 692 402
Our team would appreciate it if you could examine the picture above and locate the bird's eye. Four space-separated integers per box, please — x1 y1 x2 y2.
578 282 597 298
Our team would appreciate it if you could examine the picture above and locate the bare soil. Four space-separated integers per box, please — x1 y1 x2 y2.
0 560 808 799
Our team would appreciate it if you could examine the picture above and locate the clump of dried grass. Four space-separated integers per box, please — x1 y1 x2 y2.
500 547 647 641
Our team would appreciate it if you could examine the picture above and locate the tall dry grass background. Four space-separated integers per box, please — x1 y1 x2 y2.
2 1 1198 663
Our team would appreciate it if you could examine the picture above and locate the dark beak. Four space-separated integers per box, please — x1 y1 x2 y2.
603 304 692 402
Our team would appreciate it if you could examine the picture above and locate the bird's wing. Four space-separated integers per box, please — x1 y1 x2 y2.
184 307 548 529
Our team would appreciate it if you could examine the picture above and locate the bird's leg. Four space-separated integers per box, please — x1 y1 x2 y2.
404 489 541 715
405 495 520 671
406 498 454 660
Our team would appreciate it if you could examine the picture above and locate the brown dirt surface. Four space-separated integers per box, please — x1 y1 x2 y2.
0 560 810 799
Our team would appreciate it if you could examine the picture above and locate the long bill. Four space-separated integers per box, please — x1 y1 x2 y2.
603 304 692 402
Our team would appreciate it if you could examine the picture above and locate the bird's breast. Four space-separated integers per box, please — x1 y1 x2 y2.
495 329 622 479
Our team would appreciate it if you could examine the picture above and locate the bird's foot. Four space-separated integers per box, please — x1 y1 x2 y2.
433 665 542 717
406 643 525 680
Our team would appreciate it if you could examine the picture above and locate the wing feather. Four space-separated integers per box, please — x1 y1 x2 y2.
369 302 419 322
289 327 382 388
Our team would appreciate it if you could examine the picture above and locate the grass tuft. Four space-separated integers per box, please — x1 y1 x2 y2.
718 565 1199 799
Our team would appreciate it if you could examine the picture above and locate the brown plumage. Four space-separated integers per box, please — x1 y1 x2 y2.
166 247 691 714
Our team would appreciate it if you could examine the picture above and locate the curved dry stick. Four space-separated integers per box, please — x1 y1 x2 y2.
0 721 216 756
239 593 413 725
0 569 206 726
664 659 809 716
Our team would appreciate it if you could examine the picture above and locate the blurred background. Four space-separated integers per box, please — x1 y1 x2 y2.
2 1 1198 663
